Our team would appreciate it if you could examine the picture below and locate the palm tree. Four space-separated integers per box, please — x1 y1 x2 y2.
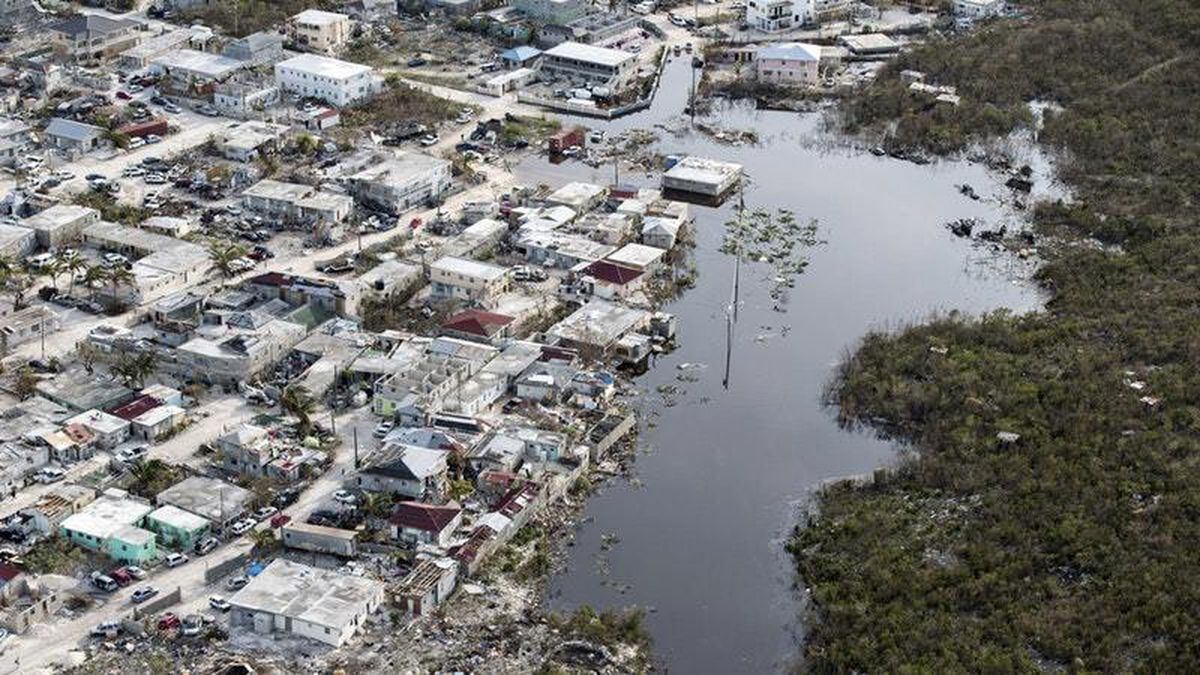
249 528 277 554
113 351 158 389
0 254 31 309
208 240 248 279
43 257 65 293
280 384 317 436
104 264 135 308
63 255 88 297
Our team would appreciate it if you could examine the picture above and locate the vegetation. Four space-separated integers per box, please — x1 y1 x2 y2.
126 460 185 500
178 0 342 38
111 351 157 389
24 536 92 575
71 191 150 226
342 76 461 130
207 240 248 279
796 1 1200 671
547 605 652 652
280 384 318 437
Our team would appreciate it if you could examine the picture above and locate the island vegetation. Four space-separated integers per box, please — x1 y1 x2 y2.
794 0 1200 671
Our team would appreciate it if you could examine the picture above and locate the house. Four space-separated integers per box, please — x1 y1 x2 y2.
58 489 157 564
217 423 274 477
274 54 382 107
0 443 50 499
515 361 577 402
537 12 640 49
151 49 245 87
345 152 452 214
467 432 525 475
213 80 281 117
49 14 140 61
580 259 643 299
357 444 449 500
129 404 185 441
606 242 666 274
242 179 354 225
281 522 359 557
440 309 515 344
245 271 360 317
144 504 209 551
499 46 543 69
641 215 684 250
222 31 286 65
954 0 1004 18
396 558 458 616
390 500 463 548
512 0 589 24
291 10 351 53
746 0 852 32
547 299 651 354
174 312 307 385
539 41 637 90
662 156 743 198
0 118 33 167
20 485 96 535
65 410 130 450
118 27 207 69
215 122 287 162
228 559 384 648
545 181 607 212
17 204 99 249
43 118 105 155
429 256 509 307
837 33 901 58
0 305 60 350
156 476 252 529
754 42 822 86
515 231 615 270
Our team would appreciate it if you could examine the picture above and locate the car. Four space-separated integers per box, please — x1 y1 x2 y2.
198 104 219 116
406 57 427 67
102 253 127 267
125 565 147 579
226 575 249 591
123 166 146 177
34 467 66 484
144 173 167 184
208 596 231 612
131 586 158 603
156 612 180 631
333 489 358 506
181 613 204 636
373 420 394 438
115 91 131 100
163 102 182 114
194 536 219 555
108 568 132 586
229 519 255 536
91 620 122 638
253 506 278 520
114 445 147 463
269 513 292 529
165 552 188 568
90 572 118 592
145 134 162 144
150 95 167 105
419 134 438 147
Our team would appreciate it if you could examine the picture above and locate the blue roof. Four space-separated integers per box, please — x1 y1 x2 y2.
44 117 104 143
501 46 542 62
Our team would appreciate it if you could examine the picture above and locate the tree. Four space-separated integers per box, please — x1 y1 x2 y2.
113 351 157 389
208 240 248 279
103 264 135 308
13 365 38 400
43 256 65 292
77 341 100 374
0 255 32 309
63 255 88 297
280 384 317 437
249 528 278 553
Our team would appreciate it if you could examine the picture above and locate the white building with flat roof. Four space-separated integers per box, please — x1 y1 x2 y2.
754 42 822 86
540 41 637 90
228 559 384 647
292 9 351 53
274 54 382 107
345 152 452 214
662 156 743 197
429 256 509 307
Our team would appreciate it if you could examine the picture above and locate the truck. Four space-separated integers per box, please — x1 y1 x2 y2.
548 126 586 155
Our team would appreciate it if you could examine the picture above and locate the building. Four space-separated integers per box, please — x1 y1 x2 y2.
0 118 33 167
540 41 637 90
156 476 252 529
538 12 641 48
546 298 651 353
513 0 589 23
151 49 244 87
215 122 287 162
144 504 209 551
955 0 1004 18
291 10 351 54
65 410 129 450
228 559 384 647
429 256 509 307
175 312 306 385
222 31 286 65
546 181 607 212
754 42 822 86
0 305 60 350
0 223 35 258
747 0 852 31
281 522 359 557
274 54 382 107
440 309 515 344
49 15 140 61
396 558 458 616
499 46 543 69
662 156 743 198
345 153 452 214
17 204 99 249
641 215 684 250
58 489 156 564
357 444 449 500
216 423 274 477
390 501 463 548
837 33 901 58
43 118 105 155
213 80 281 117
118 27 203 69
606 242 665 273
242 179 354 225
579 259 643 299
129 404 185 441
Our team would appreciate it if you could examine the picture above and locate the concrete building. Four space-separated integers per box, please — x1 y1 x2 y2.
754 42 822 86
0 118 33 167
545 181 607 212
175 312 306 385
606 242 665 273
274 54 382 107
65 410 129 450
538 12 641 48
129 404 186 441
547 298 651 353
396 558 458 616
662 156 743 197
0 223 35 258
242 179 354 225
144 504 209 551
291 10 352 54
540 41 637 89
43 118 105 155
228 559 384 647
747 0 852 32
18 204 99 249
118 27 202 69
281 522 359 557
429 256 509 307
390 501 463 548
49 15 140 61
345 152 452 214
222 31 286 65
156 476 252 529
216 423 274 477
58 489 156 564
213 80 281 117
0 305 60 351
151 49 244 87
357 444 449 500
641 215 684 250
215 122 287 162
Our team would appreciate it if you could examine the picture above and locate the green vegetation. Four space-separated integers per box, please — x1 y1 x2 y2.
500 114 561 144
179 0 342 38
71 191 149 226
24 536 92 575
547 605 652 652
126 459 185 501
342 76 462 129
796 1 1200 671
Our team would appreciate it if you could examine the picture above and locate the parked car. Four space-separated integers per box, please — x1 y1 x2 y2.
253 506 278 520
163 102 182 114
108 568 132 586
125 565 147 579
114 445 147 463
208 596 231 612
145 134 162 144
90 621 121 638
194 536 219 556
34 467 66 484
131 586 158 603
333 489 358 506
373 420 394 438
156 612 180 631
181 614 204 637
229 519 255 536
90 572 118 592
226 575 249 591
419 134 438 147
269 513 292 529
165 552 188 568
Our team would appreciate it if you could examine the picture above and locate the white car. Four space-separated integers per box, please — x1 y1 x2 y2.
226 575 249 591
114 445 147 463
165 552 188 568
125 565 147 579
131 586 158 604
253 506 278 520
34 467 66 484
127 137 146 150
419 134 438 147
333 489 358 506
90 621 121 638
229 519 255 536
373 420 394 438
145 134 162 144
208 596 231 612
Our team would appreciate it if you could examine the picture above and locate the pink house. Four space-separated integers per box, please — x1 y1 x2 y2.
754 42 822 86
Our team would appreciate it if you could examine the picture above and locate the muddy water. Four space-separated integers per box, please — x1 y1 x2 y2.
516 58 1050 673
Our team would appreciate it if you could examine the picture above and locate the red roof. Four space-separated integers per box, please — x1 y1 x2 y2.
442 309 514 338
0 563 22 582
247 271 291 287
584 260 643 286
390 501 462 533
109 394 161 421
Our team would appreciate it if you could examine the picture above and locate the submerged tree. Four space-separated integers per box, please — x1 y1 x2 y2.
720 207 823 310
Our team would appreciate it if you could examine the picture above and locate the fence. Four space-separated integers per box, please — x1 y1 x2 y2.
132 586 181 621
204 551 251 584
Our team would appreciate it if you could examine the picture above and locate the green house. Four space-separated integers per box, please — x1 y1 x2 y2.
58 489 158 564
145 505 210 552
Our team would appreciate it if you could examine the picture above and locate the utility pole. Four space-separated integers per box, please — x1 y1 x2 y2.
39 315 45 361
353 427 359 469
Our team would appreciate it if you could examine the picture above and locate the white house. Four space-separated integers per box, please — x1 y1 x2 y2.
747 0 852 32
954 0 1004 19
754 42 822 86
291 9 351 54
274 54 382 107
429 256 509 307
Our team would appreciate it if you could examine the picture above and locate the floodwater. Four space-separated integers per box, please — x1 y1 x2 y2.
515 58 1051 673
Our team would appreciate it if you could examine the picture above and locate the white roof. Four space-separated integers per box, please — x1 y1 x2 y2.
153 49 243 79
132 404 184 427
431 256 507 282
757 42 822 62
277 53 372 80
228 559 383 631
66 409 129 435
147 504 208 531
607 242 665 269
60 492 152 541
544 41 635 68
293 9 349 25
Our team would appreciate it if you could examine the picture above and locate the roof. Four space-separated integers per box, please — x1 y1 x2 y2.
277 53 372 80
430 256 507 282
60 491 152 541
442 309 514 338
500 45 542 61
227 559 383 631
544 41 635 68
293 9 349 24
364 444 448 481
606 242 665 270
44 118 104 143
583 259 643 285
152 49 244 79
109 394 161 422
156 476 251 523
51 14 135 39
390 500 461 532
757 42 822 62
0 563 21 583
146 504 209 531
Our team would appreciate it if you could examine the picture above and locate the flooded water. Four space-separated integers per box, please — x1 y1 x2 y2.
516 58 1049 673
